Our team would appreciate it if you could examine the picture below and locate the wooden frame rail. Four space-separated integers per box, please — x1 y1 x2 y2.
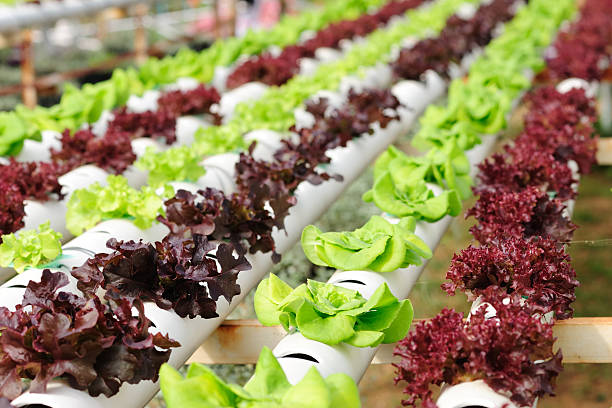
187 318 612 365
596 138 612 165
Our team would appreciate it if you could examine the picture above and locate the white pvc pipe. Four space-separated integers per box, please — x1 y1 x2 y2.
243 129 285 161
15 130 62 162
175 116 211 146
126 90 161 113
218 82 270 120
436 380 519 408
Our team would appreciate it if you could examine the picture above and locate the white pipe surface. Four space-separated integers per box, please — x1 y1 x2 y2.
436 380 519 408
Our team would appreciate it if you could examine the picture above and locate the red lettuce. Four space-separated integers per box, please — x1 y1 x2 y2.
107 107 177 145
159 187 287 262
443 236 578 319
71 235 249 319
51 128 137 175
157 84 222 124
475 147 576 200
515 124 598 175
0 158 63 202
519 86 598 174
547 0 612 81
0 269 179 399
523 86 597 131
467 186 577 244
392 0 516 80
392 37 453 80
394 292 562 408
226 55 299 89
0 182 25 237
297 88 401 150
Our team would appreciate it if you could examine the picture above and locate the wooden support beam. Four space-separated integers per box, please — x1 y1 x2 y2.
597 138 612 165
187 318 612 365
20 29 37 108
133 3 149 65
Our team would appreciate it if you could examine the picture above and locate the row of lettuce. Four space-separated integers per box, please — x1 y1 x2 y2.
0 0 389 156
394 0 607 406
157 0 581 406
0 0 471 273
0 0 491 402
0 0 431 269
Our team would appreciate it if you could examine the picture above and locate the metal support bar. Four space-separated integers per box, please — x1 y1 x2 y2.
0 0 159 34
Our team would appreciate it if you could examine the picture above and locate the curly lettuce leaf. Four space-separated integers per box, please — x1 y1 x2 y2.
255 276 413 347
364 148 463 222
0 221 62 273
66 175 174 235
135 146 206 187
301 215 431 273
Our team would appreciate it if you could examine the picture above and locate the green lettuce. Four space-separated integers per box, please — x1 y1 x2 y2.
0 112 40 156
160 0 479 160
192 123 249 157
411 0 575 152
66 175 174 235
135 145 206 187
2 0 385 157
301 215 431 273
0 221 62 273
255 274 413 347
363 146 465 221
160 346 361 408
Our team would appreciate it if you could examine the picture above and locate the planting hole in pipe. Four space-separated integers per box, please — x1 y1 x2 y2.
8 285 27 289
63 247 97 257
279 353 319 363
336 279 366 286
